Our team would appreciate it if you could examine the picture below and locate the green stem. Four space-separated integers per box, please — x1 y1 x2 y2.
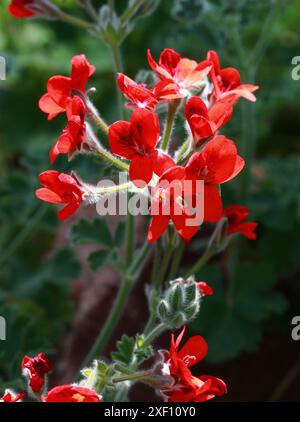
95 143 129 172
239 93 256 200
121 0 145 24
154 241 174 289
268 355 300 402
126 201 135 268
80 0 99 21
110 43 126 120
175 139 190 163
86 100 109 135
168 241 185 280
55 10 93 30
185 247 215 278
161 101 178 152
80 273 134 369
94 182 132 195
0 205 46 266
143 323 167 346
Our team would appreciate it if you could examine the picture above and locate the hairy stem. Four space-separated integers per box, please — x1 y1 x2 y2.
80 274 135 369
161 101 179 152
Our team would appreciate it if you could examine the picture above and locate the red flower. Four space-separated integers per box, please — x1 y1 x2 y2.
50 96 86 164
8 0 36 18
223 205 258 240
185 135 245 222
148 166 199 243
0 390 25 402
39 55 95 120
148 48 212 96
118 73 180 110
197 282 213 296
21 353 52 394
109 108 175 185
42 385 101 402
162 327 227 402
36 171 83 221
207 50 259 104
185 96 233 146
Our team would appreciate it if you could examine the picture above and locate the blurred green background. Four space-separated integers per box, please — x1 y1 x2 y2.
0 0 300 401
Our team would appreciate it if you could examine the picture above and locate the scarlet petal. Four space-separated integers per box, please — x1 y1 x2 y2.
35 188 64 204
71 54 96 91
177 336 208 367
129 155 153 186
204 184 223 222
39 94 65 120
46 75 72 109
148 215 169 242
9 2 35 18
202 135 241 184
57 199 81 221
108 121 136 160
151 150 176 177
130 108 160 150
197 282 214 296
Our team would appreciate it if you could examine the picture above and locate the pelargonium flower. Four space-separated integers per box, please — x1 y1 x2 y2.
223 205 258 240
36 171 84 221
185 135 245 222
161 327 227 402
197 282 213 297
109 108 175 185
39 54 95 120
207 50 259 104
148 166 199 243
42 385 102 402
50 96 86 164
118 73 181 110
0 390 25 402
22 353 52 394
185 96 233 146
8 0 36 18
148 48 212 96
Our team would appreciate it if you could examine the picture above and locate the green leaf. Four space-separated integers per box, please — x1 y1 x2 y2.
88 250 112 272
70 218 113 247
111 335 135 365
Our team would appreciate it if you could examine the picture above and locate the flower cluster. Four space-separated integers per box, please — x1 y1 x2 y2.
1 353 101 403
34 48 257 243
160 327 226 402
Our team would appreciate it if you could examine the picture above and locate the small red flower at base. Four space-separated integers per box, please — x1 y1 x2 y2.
109 108 175 186
207 50 259 104
185 96 233 146
35 171 83 221
39 55 95 120
21 353 52 394
185 135 245 223
49 96 86 164
8 0 36 18
197 282 213 297
42 385 102 402
148 48 212 96
223 205 258 240
0 390 25 402
161 327 227 403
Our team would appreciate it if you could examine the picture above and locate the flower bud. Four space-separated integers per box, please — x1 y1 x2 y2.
157 277 201 328
99 5 133 45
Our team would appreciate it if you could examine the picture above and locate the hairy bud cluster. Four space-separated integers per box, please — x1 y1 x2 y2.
157 277 201 329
